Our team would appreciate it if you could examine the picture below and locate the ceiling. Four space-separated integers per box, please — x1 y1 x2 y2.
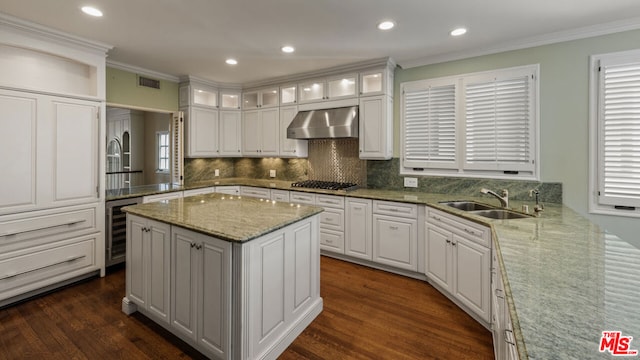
3 0 640 85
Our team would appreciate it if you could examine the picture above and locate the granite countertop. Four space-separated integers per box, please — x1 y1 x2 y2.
122 192 323 242
110 179 639 359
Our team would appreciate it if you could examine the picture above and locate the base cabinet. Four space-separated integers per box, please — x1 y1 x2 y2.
126 214 171 323
492 249 520 360
345 198 373 260
171 226 232 360
425 207 491 325
372 201 418 271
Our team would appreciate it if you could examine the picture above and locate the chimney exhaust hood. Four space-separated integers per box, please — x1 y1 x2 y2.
287 106 358 139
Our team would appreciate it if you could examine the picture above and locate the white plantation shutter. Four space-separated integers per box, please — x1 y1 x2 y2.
463 70 535 172
598 58 640 207
171 111 184 185
402 80 457 169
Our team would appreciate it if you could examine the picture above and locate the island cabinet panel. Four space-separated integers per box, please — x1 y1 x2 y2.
240 216 321 360
170 226 232 360
126 215 171 324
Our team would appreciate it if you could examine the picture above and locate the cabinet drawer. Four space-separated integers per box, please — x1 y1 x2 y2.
214 186 240 195
320 229 344 253
270 190 290 202
0 235 97 301
0 206 96 246
183 187 215 197
143 191 183 203
316 195 344 209
240 186 271 199
373 200 418 219
290 191 316 205
426 207 490 248
319 208 344 232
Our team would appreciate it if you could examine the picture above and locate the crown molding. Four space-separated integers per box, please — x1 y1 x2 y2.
178 75 242 89
106 60 180 83
0 12 112 54
400 16 640 70
241 57 396 89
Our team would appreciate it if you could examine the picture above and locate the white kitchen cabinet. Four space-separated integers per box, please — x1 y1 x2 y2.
359 65 394 97
142 191 183 203
425 206 491 324
290 191 316 205
359 95 393 160
171 226 232 360
126 214 171 324
242 107 279 157
316 195 345 254
214 186 240 195
0 24 107 306
0 89 100 215
492 248 520 360
270 189 290 202
279 105 308 157
180 81 243 159
372 200 418 271
298 73 358 104
345 198 373 260
219 110 242 156
181 84 218 108
242 87 279 109
183 187 216 197
280 84 297 105
240 186 271 199
184 106 219 157
219 89 241 110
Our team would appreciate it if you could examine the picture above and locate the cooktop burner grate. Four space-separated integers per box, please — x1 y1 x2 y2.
291 180 359 191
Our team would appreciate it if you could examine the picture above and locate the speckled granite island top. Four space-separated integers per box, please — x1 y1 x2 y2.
122 193 323 242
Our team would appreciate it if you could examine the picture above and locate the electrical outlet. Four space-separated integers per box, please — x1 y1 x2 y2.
404 177 418 188
214 169 220 177
269 169 276 178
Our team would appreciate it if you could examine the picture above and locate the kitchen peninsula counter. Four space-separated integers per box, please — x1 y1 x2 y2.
111 179 640 359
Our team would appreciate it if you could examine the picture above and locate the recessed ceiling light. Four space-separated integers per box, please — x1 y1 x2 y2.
281 46 295 53
450 27 467 36
377 20 395 31
81 6 103 17
225 58 238 65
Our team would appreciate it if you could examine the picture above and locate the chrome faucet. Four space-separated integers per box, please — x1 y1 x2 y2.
480 188 509 208
529 189 544 216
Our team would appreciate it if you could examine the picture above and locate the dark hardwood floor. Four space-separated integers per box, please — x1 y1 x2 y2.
0 257 494 359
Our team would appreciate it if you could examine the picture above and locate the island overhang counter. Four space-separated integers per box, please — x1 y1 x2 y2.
121 193 324 360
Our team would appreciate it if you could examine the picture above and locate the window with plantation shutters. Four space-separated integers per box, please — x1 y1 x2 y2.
402 79 457 169
400 65 538 179
590 50 640 215
463 70 535 172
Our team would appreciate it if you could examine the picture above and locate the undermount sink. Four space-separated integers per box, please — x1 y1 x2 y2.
439 201 495 211
468 209 533 219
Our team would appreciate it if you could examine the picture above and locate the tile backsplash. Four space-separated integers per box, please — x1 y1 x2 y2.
367 158 562 203
185 154 561 204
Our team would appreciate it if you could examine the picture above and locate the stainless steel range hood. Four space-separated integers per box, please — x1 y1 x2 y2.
287 106 358 139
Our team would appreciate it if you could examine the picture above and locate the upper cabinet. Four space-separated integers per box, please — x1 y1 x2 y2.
280 84 297 105
242 87 279 109
360 68 393 97
298 73 358 104
220 89 242 110
179 79 243 158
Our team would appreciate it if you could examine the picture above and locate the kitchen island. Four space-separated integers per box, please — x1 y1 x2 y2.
121 193 323 360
